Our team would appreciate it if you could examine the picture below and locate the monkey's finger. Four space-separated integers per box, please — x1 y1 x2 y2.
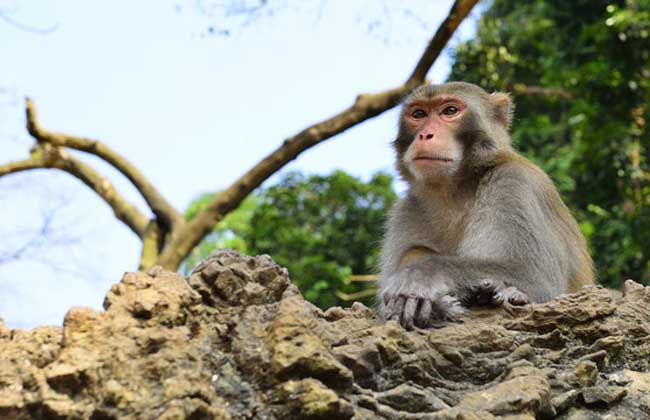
385 296 399 318
402 297 418 330
508 290 530 306
383 295 397 316
439 295 465 322
387 296 406 322
480 278 496 291
416 299 433 327
502 287 531 306
477 279 497 305
463 279 498 307
491 290 506 306
447 302 466 322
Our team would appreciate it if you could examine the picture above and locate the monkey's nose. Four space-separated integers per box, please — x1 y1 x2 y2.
419 133 434 140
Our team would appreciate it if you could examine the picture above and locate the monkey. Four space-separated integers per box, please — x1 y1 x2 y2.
377 81 594 330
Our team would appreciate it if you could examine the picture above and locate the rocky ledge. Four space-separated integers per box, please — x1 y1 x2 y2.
1 250 650 419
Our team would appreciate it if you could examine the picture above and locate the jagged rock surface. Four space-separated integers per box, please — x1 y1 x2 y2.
1 250 650 419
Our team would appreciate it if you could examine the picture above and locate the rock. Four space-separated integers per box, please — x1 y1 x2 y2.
580 385 627 407
273 378 354 420
551 389 579 414
456 375 554 418
1 250 650 419
572 360 598 387
374 382 449 412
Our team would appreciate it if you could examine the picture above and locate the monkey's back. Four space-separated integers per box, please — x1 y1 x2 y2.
489 153 595 292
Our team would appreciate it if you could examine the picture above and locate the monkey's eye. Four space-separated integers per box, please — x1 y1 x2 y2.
441 105 459 116
411 109 427 119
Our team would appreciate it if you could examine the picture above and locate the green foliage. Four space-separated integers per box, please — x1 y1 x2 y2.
182 193 259 271
184 170 397 308
450 0 650 287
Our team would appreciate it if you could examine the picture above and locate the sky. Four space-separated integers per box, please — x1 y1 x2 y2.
0 0 479 329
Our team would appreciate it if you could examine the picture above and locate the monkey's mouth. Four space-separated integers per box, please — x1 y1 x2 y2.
413 156 454 163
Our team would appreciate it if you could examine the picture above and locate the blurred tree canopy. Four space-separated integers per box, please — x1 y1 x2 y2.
184 170 397 308
449 0 650 287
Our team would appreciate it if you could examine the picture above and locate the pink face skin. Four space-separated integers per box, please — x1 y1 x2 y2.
402 96 466 182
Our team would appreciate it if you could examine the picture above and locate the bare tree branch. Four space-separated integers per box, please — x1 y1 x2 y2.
406 0 478 87
0 203 57 263
335 288 377 302
0 10 58 34
508 83 573 99
139 221 163 271
0 194 81 268
0 145 149 237
156 0 479 270
25 99 183 232
0 153 51 176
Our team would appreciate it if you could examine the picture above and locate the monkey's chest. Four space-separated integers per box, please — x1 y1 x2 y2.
413 212 467 255
398 222 463 269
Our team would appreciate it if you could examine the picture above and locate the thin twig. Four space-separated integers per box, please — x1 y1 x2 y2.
0 10 58 34
508 83 572 99
335 288 377 301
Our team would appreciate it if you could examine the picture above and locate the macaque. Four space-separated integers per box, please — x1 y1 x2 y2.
377 82 594 329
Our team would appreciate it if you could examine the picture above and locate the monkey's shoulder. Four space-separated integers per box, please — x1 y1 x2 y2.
478 154 580 233
482 153 557 195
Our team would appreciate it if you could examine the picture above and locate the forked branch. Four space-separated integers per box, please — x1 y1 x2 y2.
25 99 183 232
156 0 479 269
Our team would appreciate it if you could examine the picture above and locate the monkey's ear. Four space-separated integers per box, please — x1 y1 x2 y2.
490 92 514 129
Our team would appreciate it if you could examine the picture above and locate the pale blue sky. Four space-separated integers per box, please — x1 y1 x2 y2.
0 0 479 328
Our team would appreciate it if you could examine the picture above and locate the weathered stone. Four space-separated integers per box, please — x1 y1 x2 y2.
274 378 354 420
269 296 354 387
1 251 650 419
551 389 579 414
581 385 627 407
506 286 616 331
0 318 9 339
572 360 599 387
374 383 449 413
188 250 291 307
432 407 498 419
456 375 554 417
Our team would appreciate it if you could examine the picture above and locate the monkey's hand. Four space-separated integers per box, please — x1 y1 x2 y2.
380 267 464 330
469 279 531 314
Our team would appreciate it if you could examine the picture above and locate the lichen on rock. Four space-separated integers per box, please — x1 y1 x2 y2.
1 250 650 419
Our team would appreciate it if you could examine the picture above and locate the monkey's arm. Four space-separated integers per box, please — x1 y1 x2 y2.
398 246 435 269
377 198 470 328
379 164 568 328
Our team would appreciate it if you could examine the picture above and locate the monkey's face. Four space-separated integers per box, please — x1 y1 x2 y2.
394 82 514 185
395 96 465 183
